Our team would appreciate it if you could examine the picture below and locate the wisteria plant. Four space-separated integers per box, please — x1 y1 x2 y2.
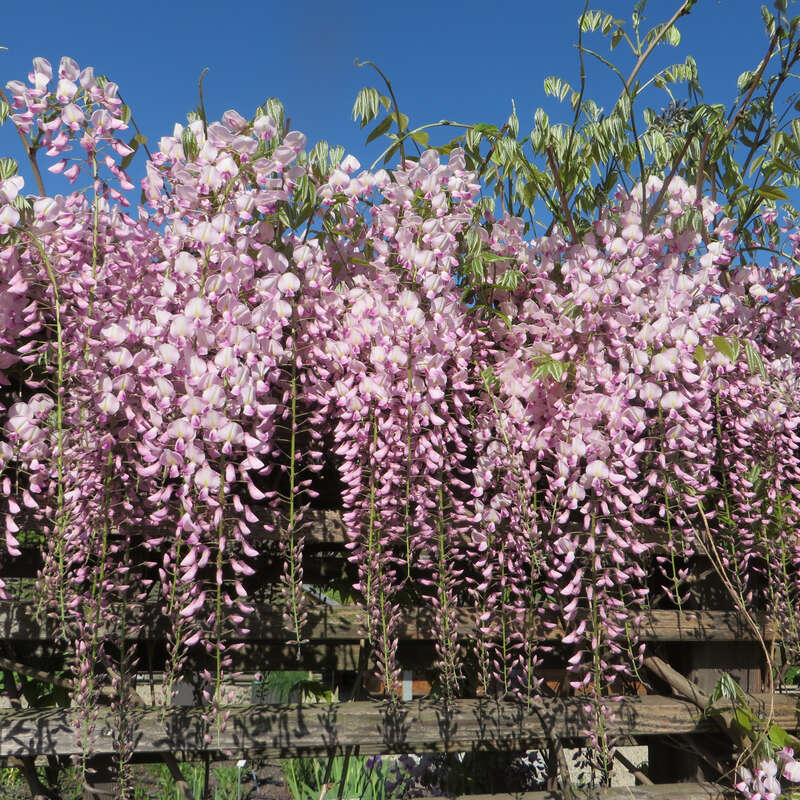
1 1 800 797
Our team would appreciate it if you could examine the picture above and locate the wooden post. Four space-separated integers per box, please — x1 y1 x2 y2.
648 557 767 783
83 757 116 800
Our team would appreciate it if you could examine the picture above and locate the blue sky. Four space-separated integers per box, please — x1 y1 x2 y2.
0 0 782 193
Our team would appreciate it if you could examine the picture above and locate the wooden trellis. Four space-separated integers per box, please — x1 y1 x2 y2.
0 510 793 800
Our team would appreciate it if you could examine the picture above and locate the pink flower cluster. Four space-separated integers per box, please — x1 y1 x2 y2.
4 56 134 200
736 748 800 800
1 57 800 723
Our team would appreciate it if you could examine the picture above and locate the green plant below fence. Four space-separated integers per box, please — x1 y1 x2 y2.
283 754 402 800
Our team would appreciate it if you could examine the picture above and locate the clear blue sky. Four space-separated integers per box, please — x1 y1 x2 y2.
0 0 780 192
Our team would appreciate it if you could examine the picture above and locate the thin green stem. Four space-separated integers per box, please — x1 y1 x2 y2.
287 354 303 652
214 456 226 746
564 0 591 172
615 0 699 108
356 59 407 168
26 230 67 627
404 332 413 580
436 481 456 699
365 411 378 615
162 529 184 717
368 120 473 172
589 517 610 784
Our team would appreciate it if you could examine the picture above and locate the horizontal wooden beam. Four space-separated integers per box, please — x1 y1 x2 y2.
0 552 354 582
0 510 714 581
420 784 732 800
0 694 795 759
0 602 774 645
0 508 350 577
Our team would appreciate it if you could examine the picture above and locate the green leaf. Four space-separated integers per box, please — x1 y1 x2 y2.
667 25 681 46
352 87 381 125
496 269 522 290
709 671 744 705
410 130 429 147
507 101 520 138
277 205 293 229
465 127 482 152
749 154 766 178
365 115 392 144
381 140 401 166
544 76 573 103
579 9 619 33
712 336 740 363
0 157 18 180
120 133 147 172
768 724 799 749
11 195 30 214
388 110 409 132
694 344 706 366
533 108 550 131
737 70 756 92
732 707 754 734
465 256 485 281
261 97 285 131
520 180 538 209
0 99 11 125
329 145 345 166
493 137 520 167
580 10 602 32
294 174 315 207
309 140 329 169
532 355 566 381
756 183 789 201
744 340 767 379
464 227 482 258
481 366 498 389
181 127 199 161
787 665 800 683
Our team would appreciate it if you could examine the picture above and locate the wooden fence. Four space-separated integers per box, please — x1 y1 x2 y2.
0 510 794 800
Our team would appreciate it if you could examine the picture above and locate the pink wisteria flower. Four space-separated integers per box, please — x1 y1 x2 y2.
735 753 800 800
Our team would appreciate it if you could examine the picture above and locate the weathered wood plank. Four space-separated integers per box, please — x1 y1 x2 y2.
420 783 731 800
0 511 730 582
0 510 696 560
635 610 773 643
0 695 796 758
0 603 775 644
6 509 347 565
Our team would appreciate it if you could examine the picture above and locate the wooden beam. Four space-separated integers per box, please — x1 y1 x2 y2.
7 509 347 562
419 783 733 799
0 694 796 759
0 603 775 644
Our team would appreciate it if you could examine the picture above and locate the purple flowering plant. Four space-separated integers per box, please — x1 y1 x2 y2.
1 1 800 796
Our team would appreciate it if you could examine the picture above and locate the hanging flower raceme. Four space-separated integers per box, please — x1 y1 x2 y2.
313 148 483 698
